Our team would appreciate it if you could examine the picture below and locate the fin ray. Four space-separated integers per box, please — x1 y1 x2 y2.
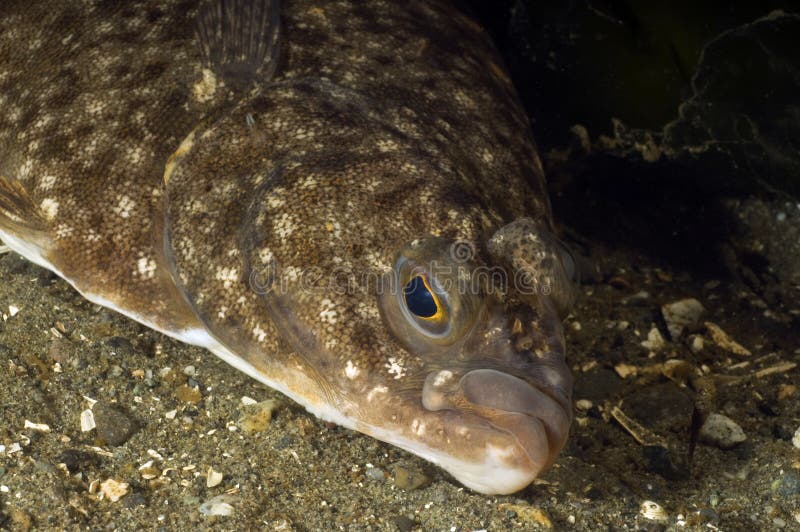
195 0 282 88
0 176 48 239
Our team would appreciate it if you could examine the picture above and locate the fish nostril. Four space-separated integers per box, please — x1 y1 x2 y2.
421 369 458 412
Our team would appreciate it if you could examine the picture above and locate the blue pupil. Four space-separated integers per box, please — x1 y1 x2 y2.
403 276 437 318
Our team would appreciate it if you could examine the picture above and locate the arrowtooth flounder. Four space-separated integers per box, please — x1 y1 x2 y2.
0 0 575 493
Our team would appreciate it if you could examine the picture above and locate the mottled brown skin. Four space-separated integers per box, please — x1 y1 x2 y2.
0 0 574 494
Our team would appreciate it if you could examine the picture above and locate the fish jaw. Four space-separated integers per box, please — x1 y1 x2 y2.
353 363 571 494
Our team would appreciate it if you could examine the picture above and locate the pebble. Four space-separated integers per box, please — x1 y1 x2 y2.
393 515 416 532
682 507 720 527
640 326 666 351
56 449 101 473
704 322 752 356
392 465 431 491
99 478 129 502
206 467 224 488
778 384 797 401
614 363 637 379
175 384 202 404
639 500 668 523
793 426 800 449
92 402 138 446
772 471 800 497
237 399 279 433
661 298 705 340
643 445 689 481
699 413 746 449
199 494 237 516
689 335 704 353
497 503 552 528
48 338 73 364
105 336 134 357
365 465 386 481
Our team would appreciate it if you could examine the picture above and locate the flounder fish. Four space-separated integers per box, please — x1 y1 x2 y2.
0 0 576 494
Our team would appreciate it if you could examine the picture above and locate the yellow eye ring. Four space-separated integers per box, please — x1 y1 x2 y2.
403 274 445 322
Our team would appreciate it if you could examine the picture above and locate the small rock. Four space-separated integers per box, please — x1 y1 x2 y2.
661 298 705 340
640 326 666 351
23 420 50 433
793 426 800 449
99 478 129 502
773 471 800 497
365 465 386 481
199 494 237 516
237 399 279 433
48 338 74 363
704 322 751 356
393 515 416 532
123 492 147 509
689 335 704 353
138 461 160 480
57 449 101 473
699 413 746 449
778 384 797 401
685 507 720 526
175 384 202 404
614 363 638 379
392 465 431 491
497 503 552 528
206 467 223 488
105 336 135 357
80 408 96 432
639 500 668 523
92 402 138 446
642 445 689 480
8 508 32 531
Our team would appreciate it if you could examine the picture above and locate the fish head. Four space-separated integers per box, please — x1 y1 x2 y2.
241 153 575 494
164 84 575 494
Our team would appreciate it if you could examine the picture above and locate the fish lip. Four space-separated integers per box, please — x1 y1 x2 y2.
419 368 572 492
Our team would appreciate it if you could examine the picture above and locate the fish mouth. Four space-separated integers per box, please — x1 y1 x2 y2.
419 367 572 493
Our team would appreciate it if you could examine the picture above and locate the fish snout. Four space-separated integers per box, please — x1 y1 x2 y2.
422 368 571 493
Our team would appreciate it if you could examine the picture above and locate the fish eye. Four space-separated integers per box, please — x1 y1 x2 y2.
403 275 439 319
379 238 483 350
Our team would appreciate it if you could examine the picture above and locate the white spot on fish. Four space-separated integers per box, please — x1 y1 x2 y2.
193 68 217 103
274 212 296 238
385 357 405 379
319 298 338 324
433 370 454 387
345 360 360 379
252 324 268 343
39 174 56 190
366 385 388 402
215 267 239 289
40 198 58 220
376 139 398 152
113 195 135 218
136 256 157 279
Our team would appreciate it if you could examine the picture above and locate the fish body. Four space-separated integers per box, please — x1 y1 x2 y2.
0 0 575 494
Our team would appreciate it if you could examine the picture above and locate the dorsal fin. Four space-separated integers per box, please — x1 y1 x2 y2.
195 0 282 89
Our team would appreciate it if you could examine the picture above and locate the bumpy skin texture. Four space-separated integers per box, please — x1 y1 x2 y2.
0 0 574 494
